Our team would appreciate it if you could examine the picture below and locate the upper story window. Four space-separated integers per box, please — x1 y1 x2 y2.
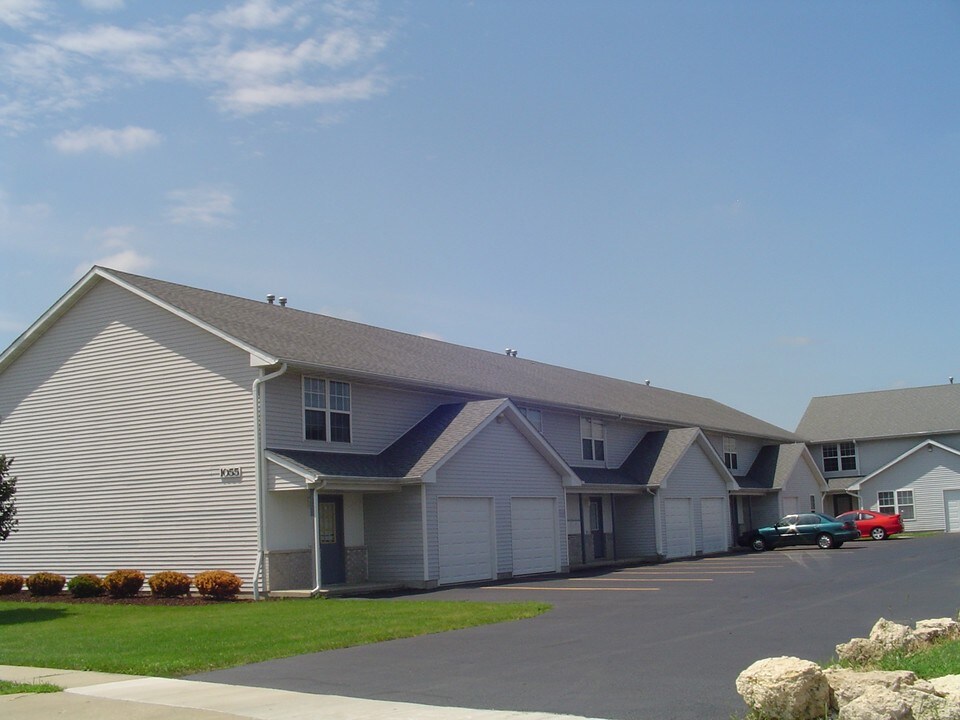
822 441 857 472
723 437 738 470
519 407 543 432
303 377 351 443
581 417 605 462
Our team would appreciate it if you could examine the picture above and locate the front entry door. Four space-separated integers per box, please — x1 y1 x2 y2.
589 496 606 559
318 495 345 585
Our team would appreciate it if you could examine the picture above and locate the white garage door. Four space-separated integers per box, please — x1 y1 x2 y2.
701 497 726 554
945 490 960 533
511 497 558 576
438 497 494 585
664 498 694 559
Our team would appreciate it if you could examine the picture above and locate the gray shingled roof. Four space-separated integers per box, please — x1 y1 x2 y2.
104 268 797 441
573 427 701 488
740 443 807 491
269 399 505 479
796 384 960 443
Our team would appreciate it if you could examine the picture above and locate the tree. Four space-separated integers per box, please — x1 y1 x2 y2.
0 454 17 541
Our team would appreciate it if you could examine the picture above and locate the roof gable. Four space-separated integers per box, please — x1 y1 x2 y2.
742 443 825 492
850 439 960 491
797 384 960 443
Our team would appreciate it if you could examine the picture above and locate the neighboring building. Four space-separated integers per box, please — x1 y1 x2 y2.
0 267 803 594
797 384 960 532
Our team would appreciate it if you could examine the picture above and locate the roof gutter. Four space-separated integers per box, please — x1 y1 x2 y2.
251 363 288 600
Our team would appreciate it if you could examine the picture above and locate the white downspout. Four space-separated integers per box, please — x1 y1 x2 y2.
646 487 662 557
251 363 288 600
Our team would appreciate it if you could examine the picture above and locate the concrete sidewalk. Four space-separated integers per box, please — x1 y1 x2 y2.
0 666 600 720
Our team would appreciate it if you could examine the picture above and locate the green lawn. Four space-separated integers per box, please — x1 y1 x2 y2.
0 598 549 677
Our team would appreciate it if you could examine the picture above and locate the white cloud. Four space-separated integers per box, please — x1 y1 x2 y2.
0 0 48 28
80 0 125 11
51 125 162 155
166 187 236 227
0 0 396 131
219 73 385 114
53 25 166 56
72 226 154 278
209 0 300 30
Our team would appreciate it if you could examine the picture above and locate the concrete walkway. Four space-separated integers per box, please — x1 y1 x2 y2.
0 666 599 720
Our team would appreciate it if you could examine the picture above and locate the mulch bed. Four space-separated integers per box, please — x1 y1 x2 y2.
0 591 251 606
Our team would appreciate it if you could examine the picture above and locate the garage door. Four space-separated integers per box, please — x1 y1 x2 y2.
945 490 960 533
701 497 726 554
511 497 558 576
664 498 694 559
438 497 494 584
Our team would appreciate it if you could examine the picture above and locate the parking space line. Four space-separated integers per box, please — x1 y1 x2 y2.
570 577 711 582
612 570 754 575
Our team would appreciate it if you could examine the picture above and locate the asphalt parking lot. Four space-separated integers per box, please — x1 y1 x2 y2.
193 533 960 720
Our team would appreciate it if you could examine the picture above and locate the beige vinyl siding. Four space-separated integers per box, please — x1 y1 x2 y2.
860 445 960 532
604 422 648 468
659 444 730 554
427 418 567 581
780 458 822 514
540 410 584 466
265 373 457 453
364 486 424 583
0 281 260 581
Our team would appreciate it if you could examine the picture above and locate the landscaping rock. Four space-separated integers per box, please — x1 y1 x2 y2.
838 686 911 720
836 637 883 664
930 675 960 700
914 618 960 644
823 668 931 708
736 656 831 720
902 687 960 720
869 618 918 653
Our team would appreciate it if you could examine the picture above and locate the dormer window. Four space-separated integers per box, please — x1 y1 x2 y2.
303 377 351 443
581 417 605 461
723 437 738 470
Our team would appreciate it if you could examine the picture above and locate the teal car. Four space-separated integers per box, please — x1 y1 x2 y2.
739 512 860 552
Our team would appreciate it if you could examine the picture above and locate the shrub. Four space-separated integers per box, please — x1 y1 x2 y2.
0 573 24 595
103 569 145 598
26 572 65 596
194 570 243 599
67 574 104 598
148 570 192 598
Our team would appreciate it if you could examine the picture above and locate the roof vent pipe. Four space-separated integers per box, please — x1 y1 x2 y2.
266 294 275 305
645 380 651 386
951 377 955 384
504 348 518 357
278 297 287 307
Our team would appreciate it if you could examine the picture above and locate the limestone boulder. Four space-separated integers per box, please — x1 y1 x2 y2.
931 675 960 700
869 618 918 653
824 668 930 708
736 656 831 720
838 686 911 720
902 687 960 720
836 637 883 665
914 618 960 644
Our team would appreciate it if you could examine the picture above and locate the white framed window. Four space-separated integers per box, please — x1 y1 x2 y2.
519 407 543 432
810 495 817 512
303 377 351 443
878 489 914 520
822 441 857 472
723 437 738 471
580 417 605 462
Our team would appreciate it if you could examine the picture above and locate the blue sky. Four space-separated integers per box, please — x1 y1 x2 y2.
1 0 958 431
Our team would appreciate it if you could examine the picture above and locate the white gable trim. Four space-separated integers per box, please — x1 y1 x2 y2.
422 399 581 487
849 439 960 491
0 267 278 373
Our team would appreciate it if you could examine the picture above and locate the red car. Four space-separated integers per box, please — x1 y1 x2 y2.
835 510 904 540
